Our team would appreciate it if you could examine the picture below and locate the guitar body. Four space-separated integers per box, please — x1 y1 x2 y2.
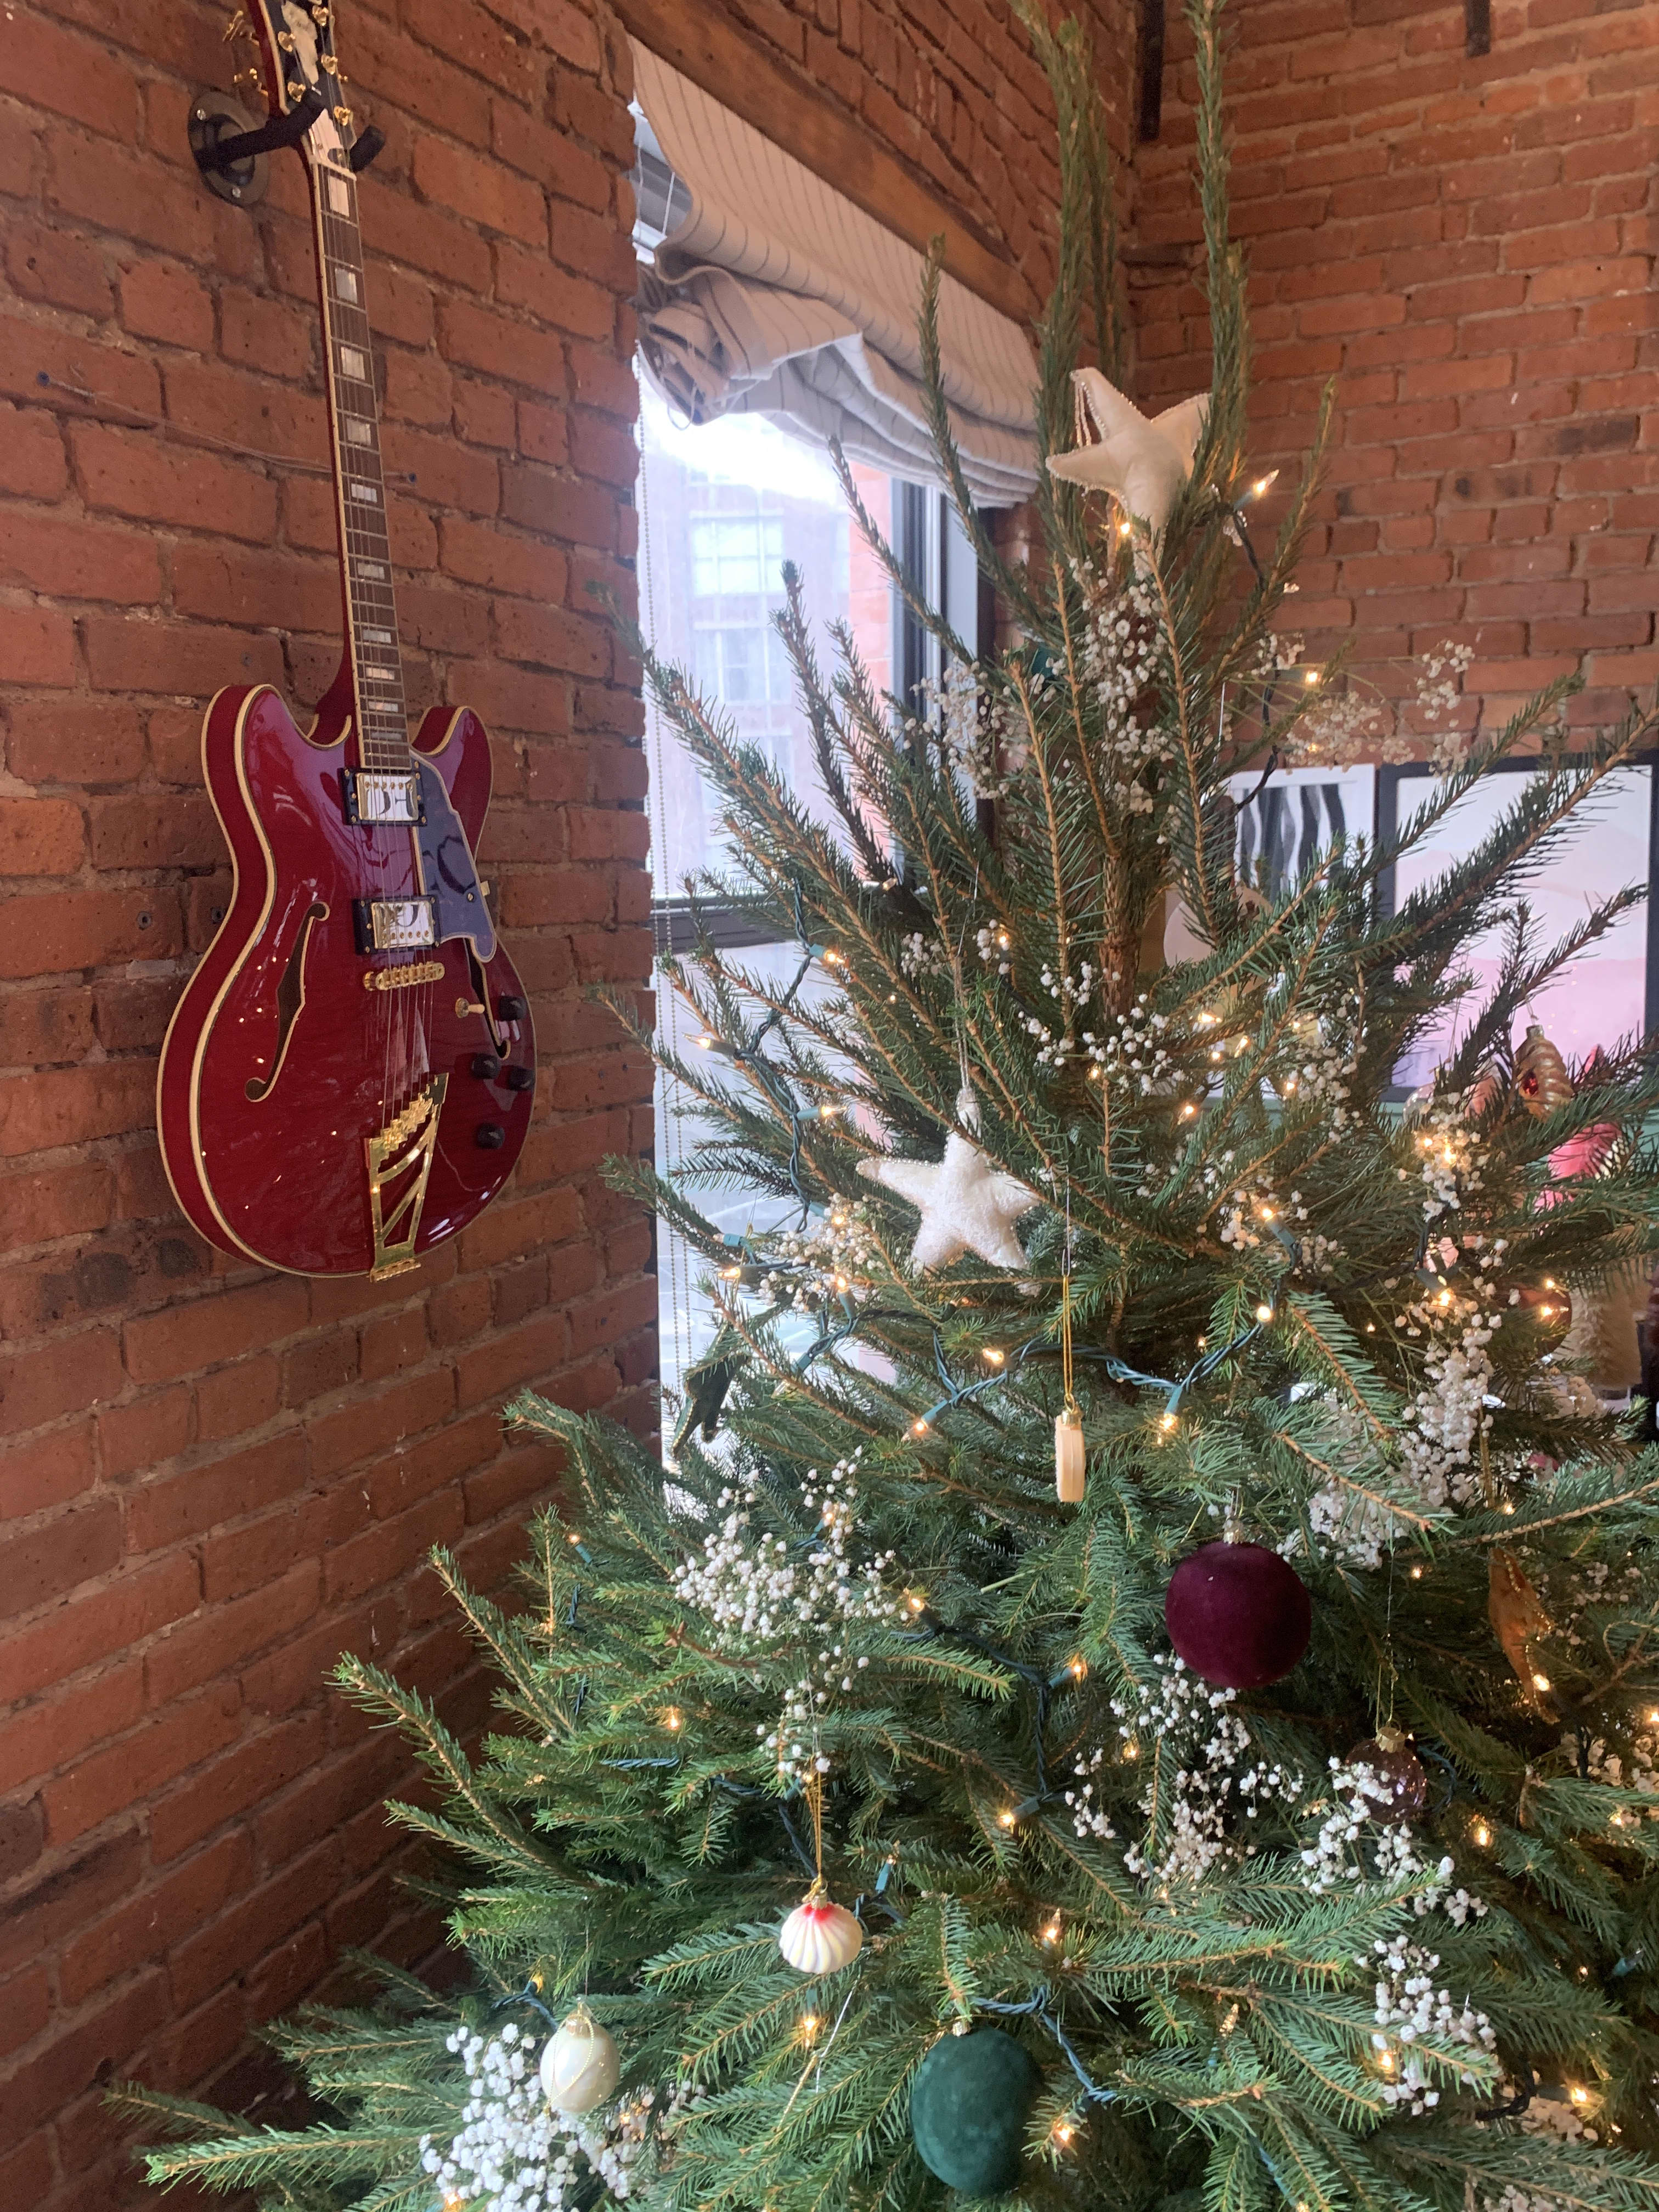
157 685 534 1277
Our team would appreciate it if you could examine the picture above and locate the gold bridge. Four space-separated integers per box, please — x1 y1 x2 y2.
364 1074 447 1280
363 960 445 992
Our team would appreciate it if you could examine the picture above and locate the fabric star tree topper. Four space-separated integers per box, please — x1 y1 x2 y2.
857 1087 1038 1272
1046 365 1207 532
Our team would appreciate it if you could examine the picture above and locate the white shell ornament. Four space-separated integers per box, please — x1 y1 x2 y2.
539 2002 620 2114
778 1886 864 1975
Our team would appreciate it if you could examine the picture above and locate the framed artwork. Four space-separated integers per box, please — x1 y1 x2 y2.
1231 764 1377 898
1376 755 1659 1094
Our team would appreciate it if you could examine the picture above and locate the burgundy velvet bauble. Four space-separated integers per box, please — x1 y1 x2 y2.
1164 1541 1312 1689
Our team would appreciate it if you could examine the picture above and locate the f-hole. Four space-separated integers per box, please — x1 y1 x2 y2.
246 900 327 1101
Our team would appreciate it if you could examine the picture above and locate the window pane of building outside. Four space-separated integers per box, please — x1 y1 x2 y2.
637 382 895 1410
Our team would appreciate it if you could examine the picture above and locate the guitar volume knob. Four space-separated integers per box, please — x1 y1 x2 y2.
503 1065 533 1092
475 1122 506 1149
471 1052 501 1080
496 994 526 1021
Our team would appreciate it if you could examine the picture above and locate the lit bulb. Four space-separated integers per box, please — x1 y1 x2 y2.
566 1531 581 1545
1069 1657 1086 1678
1255 1302 1274 1324
1117 520 1132 537
1052 2121 1076 2146
998 1809 1017 1829
695 1032 716 1050
1159 1410 1178 1433
663 1708 682 1731
996 929 1011 950
906 1593 926 1613
981 1346 1006 1367
1569 2085 1591 2107
823 948 843 966
1500 1498 1515 1515
1042 1921 1061 1945
1260 1206 1276 1222
800 2013 820 2041
1409 1564 1423 1579
1180 1102 1197 1119
1532 1671 1551 1692
1473 1821 1491 1846
1646 1709 1659 1727
1122 1740 1139 1762
1365 1322 1376 1333
911 1417 929 1436
1303 668 1320 687
720 1264 742 1280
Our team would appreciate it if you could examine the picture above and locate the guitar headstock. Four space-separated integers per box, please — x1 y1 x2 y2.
234 0 358 171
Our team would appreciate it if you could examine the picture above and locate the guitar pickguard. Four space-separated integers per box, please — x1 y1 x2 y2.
415 757 496 965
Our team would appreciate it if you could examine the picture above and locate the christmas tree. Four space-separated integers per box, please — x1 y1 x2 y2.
124 4 1659 2209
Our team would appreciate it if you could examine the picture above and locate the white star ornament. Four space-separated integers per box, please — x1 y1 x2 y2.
857 1088 1039 1273
1046 366 1209 534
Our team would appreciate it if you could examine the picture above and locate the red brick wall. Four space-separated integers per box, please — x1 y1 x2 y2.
0 1 1145 2205
1130 0 1659 740
0 0 652 2201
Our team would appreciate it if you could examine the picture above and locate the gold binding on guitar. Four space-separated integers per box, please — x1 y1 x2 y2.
365 1074 446 1279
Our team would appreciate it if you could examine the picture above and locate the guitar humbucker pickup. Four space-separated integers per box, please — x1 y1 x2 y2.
353 896 437 952
342 769 424 826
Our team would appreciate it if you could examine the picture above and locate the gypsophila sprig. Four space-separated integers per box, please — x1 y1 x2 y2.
420 2027 664 2212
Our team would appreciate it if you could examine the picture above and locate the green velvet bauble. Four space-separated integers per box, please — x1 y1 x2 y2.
910 2028 1041 2193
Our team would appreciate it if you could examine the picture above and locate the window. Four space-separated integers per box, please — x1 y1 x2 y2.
632 121 1002 1414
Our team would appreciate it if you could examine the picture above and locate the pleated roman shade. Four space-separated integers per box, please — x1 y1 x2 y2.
630 43 1040 505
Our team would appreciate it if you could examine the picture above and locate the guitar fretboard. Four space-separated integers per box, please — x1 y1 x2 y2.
314 161 408 776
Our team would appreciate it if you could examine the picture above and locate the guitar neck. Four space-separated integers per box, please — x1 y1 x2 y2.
311 159 409 776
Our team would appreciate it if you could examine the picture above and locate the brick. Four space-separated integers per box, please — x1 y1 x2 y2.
126 1431 309 1555
143 1562 320 1708
414 137 546 245
119 258 215 351
0 1330 125 1438
123 1279 310 1385
71 422 279 545
0 603 76 688
5 219 112 318
166 1841 340 2012
0 1062 155 1160
439 298 565 397
148 1712 317 1863
41 1683 242 1847
58 1831 256 2007
0 797 84 876
0 13 138 139
0 401 67 500
0 1972 163 2152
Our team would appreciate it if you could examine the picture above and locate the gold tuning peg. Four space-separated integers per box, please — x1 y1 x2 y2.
276 28 295 48
286 78 305 98
332 104 353 125
221 7 250 39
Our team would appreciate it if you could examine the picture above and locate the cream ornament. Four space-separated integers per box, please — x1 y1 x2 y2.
778 1883 865 1975
1047 366 1209 533
857 1086 1038 1273
538 2001 620 2114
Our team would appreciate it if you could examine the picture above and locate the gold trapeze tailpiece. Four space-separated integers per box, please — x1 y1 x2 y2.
364 1073 446 1280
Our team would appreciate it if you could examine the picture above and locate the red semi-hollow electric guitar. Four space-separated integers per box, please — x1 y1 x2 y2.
159 0 534 1279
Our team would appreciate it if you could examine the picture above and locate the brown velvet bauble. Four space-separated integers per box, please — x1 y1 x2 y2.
1346 1725 1428 1825
1164 1541 1312 1689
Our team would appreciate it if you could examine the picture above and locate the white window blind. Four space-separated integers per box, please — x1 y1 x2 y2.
630 43 1039 506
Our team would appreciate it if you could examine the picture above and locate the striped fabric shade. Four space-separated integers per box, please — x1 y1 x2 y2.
630 43 1040 505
